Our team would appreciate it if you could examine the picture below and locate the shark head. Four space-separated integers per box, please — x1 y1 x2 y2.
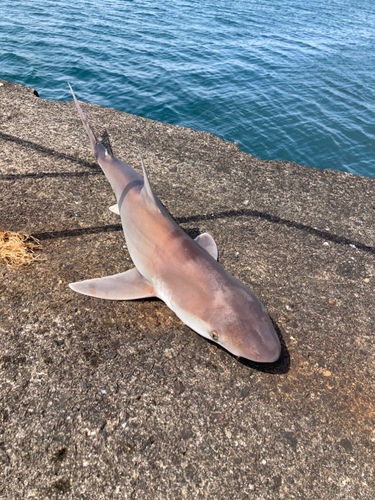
180 277 281 363
208 290 280 363
210 314 281 363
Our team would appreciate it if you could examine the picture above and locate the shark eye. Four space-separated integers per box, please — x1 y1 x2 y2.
210 330 220 341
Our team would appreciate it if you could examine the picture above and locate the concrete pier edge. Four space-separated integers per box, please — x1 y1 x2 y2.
0 79 374 499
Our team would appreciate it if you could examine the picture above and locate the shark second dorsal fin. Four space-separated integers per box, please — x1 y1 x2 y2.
195 233 218 260
138 151 160 211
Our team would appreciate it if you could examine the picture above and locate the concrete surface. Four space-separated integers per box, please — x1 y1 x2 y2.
0 78 374 499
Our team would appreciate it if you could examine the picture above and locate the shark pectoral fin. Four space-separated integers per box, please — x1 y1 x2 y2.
69 268 155 300
194 233 218 260
109 204 120 215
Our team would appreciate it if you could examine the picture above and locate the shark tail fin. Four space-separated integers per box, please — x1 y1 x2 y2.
68 83 102 158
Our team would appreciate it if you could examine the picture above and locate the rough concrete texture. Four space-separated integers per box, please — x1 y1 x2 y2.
0 78 374 499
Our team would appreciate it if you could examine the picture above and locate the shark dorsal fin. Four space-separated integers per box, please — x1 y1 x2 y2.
195 233 218 260
138 151 159 210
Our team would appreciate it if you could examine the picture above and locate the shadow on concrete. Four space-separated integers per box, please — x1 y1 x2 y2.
0 131 98 170
177 209 375 254
32 209 375 254
34 224 123 241
0 171 102 181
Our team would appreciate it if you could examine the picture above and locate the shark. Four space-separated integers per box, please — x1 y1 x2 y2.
68 85 281 363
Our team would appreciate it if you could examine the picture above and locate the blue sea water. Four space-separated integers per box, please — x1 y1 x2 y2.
1 0 374 178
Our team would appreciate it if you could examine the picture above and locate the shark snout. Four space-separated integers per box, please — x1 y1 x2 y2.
223 321 281 363
252 339 281 363
231 342 280 363
250 322 281 363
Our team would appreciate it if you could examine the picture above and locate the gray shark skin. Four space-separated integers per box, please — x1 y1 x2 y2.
68 85 281 363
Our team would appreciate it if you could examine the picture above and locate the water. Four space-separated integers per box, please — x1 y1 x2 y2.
1 0 375 178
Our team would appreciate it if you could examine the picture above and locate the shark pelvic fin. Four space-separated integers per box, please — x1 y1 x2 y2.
194 233 218 260
69 267 155 300
109 204 120 215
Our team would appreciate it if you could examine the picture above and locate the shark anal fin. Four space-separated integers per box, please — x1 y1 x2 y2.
109 204 120 215
69 268 155 300
195 233 218 260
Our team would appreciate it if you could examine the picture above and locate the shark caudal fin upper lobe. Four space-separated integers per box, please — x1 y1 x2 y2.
69 84 104 160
